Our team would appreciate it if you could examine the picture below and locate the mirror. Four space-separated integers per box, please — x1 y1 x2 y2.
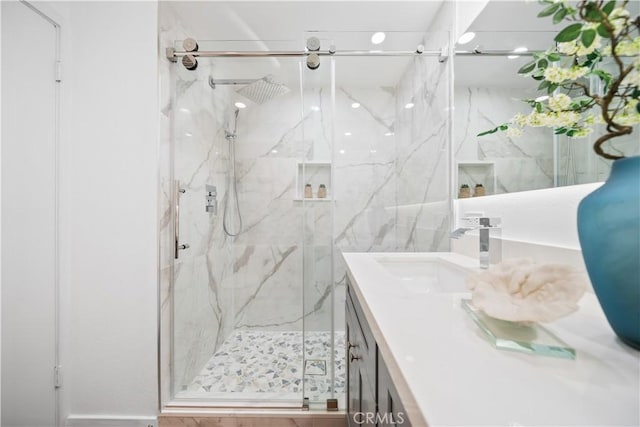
454 1 639 197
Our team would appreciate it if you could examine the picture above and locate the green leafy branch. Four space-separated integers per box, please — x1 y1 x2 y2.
479 0 640 160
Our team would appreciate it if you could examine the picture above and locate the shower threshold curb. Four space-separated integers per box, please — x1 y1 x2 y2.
158 407 347 427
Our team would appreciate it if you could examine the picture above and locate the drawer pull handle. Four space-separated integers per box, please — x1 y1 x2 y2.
350 353 361 362
348 341 359 350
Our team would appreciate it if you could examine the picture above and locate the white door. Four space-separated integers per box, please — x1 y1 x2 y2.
1 1 59 426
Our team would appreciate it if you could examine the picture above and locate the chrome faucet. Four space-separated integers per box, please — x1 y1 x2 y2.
450 217 501 269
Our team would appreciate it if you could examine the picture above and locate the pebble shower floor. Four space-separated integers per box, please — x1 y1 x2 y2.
187 330 346 398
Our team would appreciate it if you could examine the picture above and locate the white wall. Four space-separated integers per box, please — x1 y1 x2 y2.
2 2 60 425
453 183 602 270
48 1 159 424
455 0 489 39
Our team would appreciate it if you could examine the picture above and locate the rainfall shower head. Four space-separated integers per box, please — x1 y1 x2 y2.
209 75 290 105
237 75 290 105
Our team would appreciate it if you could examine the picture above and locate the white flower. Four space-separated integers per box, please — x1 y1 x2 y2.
609 7 631 36
524 110 581 128
555 111 581 126
544 67 565 83
558 42 578 55
584 114 597 126
613 36 640 56
512 113 528 127
543 66 589 83
570 127 594 138
616 99 640 125
568 66 589 80
548 93 572 111
576 36 601 56
506 127 523 138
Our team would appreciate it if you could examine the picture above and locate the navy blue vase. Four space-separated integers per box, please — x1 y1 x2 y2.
578 155 640 350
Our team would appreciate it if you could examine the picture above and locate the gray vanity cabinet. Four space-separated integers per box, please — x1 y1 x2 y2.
346 285 376 426
346 279 413 427
377 350 411 427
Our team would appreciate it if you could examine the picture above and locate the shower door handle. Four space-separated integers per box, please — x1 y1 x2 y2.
174 180 189 259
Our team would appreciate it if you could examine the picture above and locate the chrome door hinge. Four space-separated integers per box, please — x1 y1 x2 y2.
54 365 62 388
55 61 62 82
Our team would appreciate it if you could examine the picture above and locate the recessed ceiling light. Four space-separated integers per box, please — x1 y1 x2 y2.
535 95 550 102
371 32 386 45
339 149 345 154
179 107 190 113
310 105 320 112
508 47 528 59
384 132 395 136
404 102 415 109
235 102 247 109
351 102 361 109
370 149 377 154
457 32 476 45
271 149 278 154
185 132 193 137
344 132 352 136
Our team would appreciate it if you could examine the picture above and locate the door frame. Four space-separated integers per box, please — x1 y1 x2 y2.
1 1 62 425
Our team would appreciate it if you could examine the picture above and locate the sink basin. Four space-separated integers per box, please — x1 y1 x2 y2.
373 256 471 294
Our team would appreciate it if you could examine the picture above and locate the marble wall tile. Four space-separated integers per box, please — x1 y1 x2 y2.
395 56 452 252
173 254 223 389
454 87 554 194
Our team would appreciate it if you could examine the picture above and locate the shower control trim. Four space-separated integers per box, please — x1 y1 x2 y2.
206 185 218 214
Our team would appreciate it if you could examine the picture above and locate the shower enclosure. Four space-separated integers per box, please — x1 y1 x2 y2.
159 31 453 409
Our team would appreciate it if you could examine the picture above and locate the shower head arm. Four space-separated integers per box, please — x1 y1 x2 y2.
209 77 267 89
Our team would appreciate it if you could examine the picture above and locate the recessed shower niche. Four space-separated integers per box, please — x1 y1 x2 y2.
295 161 332 201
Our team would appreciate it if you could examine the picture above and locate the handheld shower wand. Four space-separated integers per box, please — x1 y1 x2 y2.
223 107 243 237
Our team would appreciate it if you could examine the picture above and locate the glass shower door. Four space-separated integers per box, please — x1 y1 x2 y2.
300 30 454 409
170 41 307 406
300 42 338 407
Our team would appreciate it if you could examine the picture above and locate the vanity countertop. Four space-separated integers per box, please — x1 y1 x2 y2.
343 252 640 427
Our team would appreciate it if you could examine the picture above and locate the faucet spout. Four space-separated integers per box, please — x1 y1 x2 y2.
449 227 471 239
450 217 501 269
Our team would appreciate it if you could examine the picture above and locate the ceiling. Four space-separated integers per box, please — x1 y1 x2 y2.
455 1 564 88
166 1 573 90
166 1 447 88
168 1 445 42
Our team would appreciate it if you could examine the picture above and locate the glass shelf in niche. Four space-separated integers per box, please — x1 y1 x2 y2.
461 299 576 360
